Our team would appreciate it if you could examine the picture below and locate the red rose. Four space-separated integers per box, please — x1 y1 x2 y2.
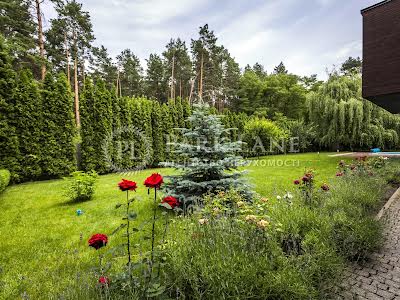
321 183 330 191
88 234 108 250
294 179 300 185
118 179 137 191
336 172 343 177
302 176 310 182
144 173 163 189
162 196 179 209
98 276 110 287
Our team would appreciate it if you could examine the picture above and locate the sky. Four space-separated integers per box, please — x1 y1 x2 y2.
42 0 379 79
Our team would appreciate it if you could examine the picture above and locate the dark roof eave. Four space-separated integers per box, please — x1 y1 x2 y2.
361 0 393 14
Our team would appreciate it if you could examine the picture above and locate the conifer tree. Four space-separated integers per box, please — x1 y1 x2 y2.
162 104 251 209
12 69 42 181
92 79 113 173
80 77 96 171
0 36 20 181
151 100 164 165
41 72 76 177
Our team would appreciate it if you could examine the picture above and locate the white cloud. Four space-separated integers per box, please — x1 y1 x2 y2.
42 0 370 79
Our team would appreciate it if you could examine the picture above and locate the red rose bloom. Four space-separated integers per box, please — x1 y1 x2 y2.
118 179 137 191
99 276 110 287
144 173 164 189
321 183 330 191
302 176 310 182
162 196 179 209
336 172 344 177
88 233 108 250
294 179 300 185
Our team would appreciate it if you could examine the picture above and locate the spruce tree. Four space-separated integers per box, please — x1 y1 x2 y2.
162 104 251 209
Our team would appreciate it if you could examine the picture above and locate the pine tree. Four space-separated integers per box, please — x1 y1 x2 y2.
117 49 143 97
162 104 251 210
145 53 167 102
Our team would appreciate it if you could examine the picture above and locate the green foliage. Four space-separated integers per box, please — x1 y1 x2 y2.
0 169 11 192
0 35 20 181
64 170 97 202
41 72 76 178
235 70 307 119
243 117 287 156
80 78 113 173
306 74 400 150
162 104 251 208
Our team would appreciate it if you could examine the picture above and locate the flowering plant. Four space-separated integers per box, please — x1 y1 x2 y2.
294 170 315 205
144 173 164 189
88 233 108 250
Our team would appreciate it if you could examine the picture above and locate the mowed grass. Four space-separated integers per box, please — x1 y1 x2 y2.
0 153 343 299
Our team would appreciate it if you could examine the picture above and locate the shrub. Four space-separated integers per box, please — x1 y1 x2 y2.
64 171 98 202
0 169 11 192
242 117 287 156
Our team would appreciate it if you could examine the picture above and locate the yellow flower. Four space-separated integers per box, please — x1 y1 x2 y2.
245 215 257 223
237 201 245 208
257 219 269 229
260 197 269 203
198 218 209 225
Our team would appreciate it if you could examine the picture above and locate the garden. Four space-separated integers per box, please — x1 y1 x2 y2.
2 1 400 299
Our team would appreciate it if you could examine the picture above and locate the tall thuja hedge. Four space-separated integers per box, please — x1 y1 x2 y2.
306 74 400 151
11 70 43 181
0 36 20 180
80 78 113 173
151 100 165 164
80 78 96 171
41 72 76 177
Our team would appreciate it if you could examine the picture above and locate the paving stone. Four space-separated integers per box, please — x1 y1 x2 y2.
338 193 400 298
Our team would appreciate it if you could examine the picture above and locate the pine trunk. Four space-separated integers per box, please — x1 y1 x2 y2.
199 52 204 100
35 0 46 80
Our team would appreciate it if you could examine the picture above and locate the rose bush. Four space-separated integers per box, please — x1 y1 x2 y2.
118 179 137 191
144 173 163 189
88 234 108 250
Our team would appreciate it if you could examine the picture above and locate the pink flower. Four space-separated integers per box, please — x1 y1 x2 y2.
321 183 330 191
98 276 110 287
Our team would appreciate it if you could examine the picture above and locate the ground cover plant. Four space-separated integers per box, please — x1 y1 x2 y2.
0 154 398 299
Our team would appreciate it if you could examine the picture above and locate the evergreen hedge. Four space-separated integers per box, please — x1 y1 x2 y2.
0 169 10 192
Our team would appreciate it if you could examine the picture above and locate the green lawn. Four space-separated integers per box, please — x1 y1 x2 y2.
0 153 343 299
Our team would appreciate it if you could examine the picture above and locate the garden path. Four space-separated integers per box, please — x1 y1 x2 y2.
338 187 400 300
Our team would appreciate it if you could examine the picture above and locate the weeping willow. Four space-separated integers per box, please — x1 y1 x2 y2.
306 74 400 150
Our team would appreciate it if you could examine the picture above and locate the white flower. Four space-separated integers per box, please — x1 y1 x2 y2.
284 192 293 200
276 195 282 200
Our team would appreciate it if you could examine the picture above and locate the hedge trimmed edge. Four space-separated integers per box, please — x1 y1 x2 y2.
0 170 11 193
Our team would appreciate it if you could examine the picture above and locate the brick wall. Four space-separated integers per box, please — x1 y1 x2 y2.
362 0 400 99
